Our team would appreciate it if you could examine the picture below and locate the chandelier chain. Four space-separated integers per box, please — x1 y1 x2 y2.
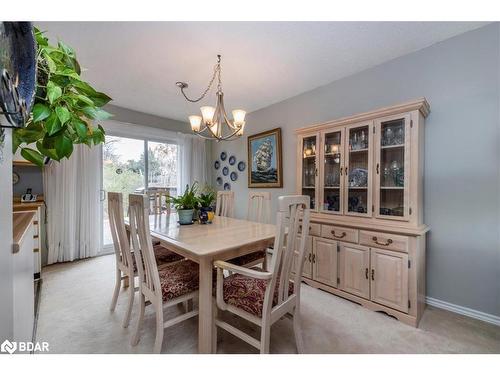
180 61 221 103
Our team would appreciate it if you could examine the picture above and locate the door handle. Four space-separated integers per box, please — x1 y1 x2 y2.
99 189 106 202
371 269 375 281
376 163 380 174
365 268 369 280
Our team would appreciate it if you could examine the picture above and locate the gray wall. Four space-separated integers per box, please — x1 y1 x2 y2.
211 24 500 317
0 128 14 341
105 104 191 134
13 165 44 196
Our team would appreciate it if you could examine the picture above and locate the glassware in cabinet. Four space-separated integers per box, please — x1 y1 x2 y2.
375 116 410 219
301 134 318 210
321 130 343 213
345 123 372 216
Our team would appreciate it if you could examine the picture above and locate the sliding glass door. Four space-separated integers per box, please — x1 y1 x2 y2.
101 135 179 249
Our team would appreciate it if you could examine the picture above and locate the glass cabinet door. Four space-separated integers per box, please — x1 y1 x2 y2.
375 114 410 220
301 134 318 210
344 123 372 216
321 129 343 214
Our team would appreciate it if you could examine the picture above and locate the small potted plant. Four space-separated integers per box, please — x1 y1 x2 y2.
167 182 199 225
198 185 216 224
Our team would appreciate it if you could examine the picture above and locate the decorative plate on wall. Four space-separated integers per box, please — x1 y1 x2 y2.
220 151 227 161
230 171 238 181
214 160 220 169
216 177 223 186
228 155 236 165
222 166 229 176
223 182 231 191
237 161 246 172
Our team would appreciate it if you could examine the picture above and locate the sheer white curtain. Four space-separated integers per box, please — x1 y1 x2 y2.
43 144 102 264
179 134 209 192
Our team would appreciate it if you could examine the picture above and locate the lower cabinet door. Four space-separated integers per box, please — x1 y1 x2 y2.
370 248 409 313
294 235 313 278
312 237 338 287
339 243 370 299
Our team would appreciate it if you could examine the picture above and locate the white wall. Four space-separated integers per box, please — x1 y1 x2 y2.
0 128 14 341
211 24 500 317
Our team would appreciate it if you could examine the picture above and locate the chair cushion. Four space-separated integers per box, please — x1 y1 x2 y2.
158 260 200 301
153 244 184 264
222 273 294 317
229 250 266 266
131 244 184 273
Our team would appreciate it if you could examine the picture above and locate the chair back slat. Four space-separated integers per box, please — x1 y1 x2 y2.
265 195 310 312
108 192 134 271
215 191 235 217
148 188 171 215
247 191 271 223
129 194 162 302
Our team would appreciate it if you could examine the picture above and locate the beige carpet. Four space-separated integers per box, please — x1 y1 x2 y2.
35 254 500 354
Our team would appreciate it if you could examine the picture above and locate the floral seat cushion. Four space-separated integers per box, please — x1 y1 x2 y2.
222 273 294 317
158 259 200 301
229 250 266 266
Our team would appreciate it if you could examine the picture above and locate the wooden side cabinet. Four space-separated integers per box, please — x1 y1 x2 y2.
338 243 370 299
294 99 430 327
370 248 409 313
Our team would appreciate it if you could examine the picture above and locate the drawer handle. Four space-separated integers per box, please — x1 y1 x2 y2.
371 269 375 281
372 236 393 246
365 267 369 280
331 230 346 239
307 253 312 262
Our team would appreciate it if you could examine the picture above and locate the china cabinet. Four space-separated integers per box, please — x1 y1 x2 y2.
295 98 429 327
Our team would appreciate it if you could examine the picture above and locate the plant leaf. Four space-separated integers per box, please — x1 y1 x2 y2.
47 82 62 104
55 106 71 125
36 141 59 161
32 103 51 122
75 94 94 106
55 134 74 159
89 91 112 107
73 118 88 139
21 148 45 166
45 112 62 136
82 107 113 121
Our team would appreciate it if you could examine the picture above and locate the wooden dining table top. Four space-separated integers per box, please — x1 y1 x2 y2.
139 213 277 259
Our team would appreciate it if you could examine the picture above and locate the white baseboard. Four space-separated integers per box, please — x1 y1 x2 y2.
426 297 500 327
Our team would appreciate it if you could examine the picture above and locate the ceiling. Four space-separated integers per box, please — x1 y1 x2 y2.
36 22 487 122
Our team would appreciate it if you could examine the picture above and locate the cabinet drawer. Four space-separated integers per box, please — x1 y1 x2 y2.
299 222 320 236
360 230 408 253
321 225 358 243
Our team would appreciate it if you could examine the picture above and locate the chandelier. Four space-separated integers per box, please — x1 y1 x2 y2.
176 55 246 141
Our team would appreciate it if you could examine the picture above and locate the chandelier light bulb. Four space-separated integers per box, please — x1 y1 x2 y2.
200 106 216 124
232 109 246 126
189 115 202 132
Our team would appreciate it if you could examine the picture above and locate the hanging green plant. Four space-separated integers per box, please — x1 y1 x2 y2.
12 27 112 166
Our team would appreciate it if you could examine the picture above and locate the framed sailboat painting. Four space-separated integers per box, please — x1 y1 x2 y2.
247 127 283 188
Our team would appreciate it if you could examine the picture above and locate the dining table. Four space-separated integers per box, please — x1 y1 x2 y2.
126 213 276 353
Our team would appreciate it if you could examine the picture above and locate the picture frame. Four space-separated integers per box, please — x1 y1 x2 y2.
247 127 283 188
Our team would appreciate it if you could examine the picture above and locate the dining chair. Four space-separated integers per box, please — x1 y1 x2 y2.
213 195 311 354
128 193 200 353
148 188 171 215
228 191 271 268
108 192 184 328
215 191 234 217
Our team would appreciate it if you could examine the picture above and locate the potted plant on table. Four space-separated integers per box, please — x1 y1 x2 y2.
197 185 216 224
167 182 199 225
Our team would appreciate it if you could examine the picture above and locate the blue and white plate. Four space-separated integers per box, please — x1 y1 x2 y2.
214 160 220 169
216 177 223 186
230 171 238 181
237 161 246 171
220 151 227 161
228 155 236 165
223 182 231 191
222 166 229 176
